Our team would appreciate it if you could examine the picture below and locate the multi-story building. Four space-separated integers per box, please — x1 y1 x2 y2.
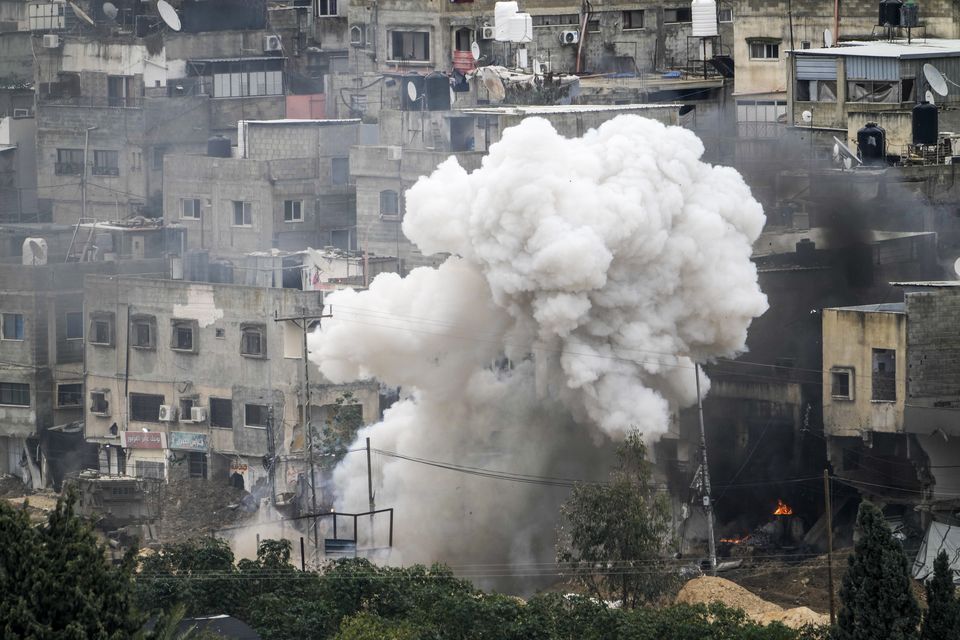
82 275 379 498
163 118 369 258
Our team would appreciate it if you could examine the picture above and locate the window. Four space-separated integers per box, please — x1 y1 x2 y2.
586 19 600 33
56 149 83 175
332 157 349 185
317 0 337 16
90 391 110 415
152 147 166 171
170 320 197 353
131 315 156 349
532 14 579 27
215 328 226 339
0 382 29 406
188 452 208 479
210 398 233 428
179 397 195 421
801 40 812 49
245 403 269 428
389 31 430 62
241 324 266 358
57 383 82 408
847 80 899 103
92 150 120 176
749 41 780 60
136 461 165 480
130 393 164 422
872 349 896 401
622 10 644 30
181 198 201 220
212 70 283 98
795 80 837 102
2 313 23 340
66 311 83 340
380 189 400 218
831 368 853 400
107 75 135 107
719 8 733 22
283 200 303 223
90 314 113 346
664 8 692 23
232 201 252 226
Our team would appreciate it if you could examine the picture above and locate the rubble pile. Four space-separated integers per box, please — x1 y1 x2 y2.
676 576 829 629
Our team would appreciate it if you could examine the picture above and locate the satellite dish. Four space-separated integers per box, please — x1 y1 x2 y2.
406 80 419 102
824 28 834 47
69 1 95 25
102 2 118 20
470 41 481 61
157 0 181 31
832 136 862 168
924 63 949 97
926 90 936 104
954 256 960 278
801 110 812 123
483 72 506 101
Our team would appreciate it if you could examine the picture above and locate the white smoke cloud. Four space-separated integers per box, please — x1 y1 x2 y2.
309 115 767 578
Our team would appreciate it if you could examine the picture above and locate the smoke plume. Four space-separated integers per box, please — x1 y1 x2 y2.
309 115 767 578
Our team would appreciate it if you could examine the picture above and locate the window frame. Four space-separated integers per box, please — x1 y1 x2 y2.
90 390 110 416
0 382 30 407
663 7 692 23
718 7 733 22
131 314 156 350
188 452 208 479
89 312 115 347
170 319 198 354
180 198 202 220
871 348 897 402
331 157 350 186
379 189 400 219
55 148 84 176
830 367 854 401
283 199 303 223
388 30 432 63
317 0 338 17
65 311 83 340
129 392 165 423
210 397 233 429
622 9 644 30
92 150 120 176
232 200 253 227
240 323 267 359
1 313 24 341
244 403 270 429
748 40 780 60
57 382 83 408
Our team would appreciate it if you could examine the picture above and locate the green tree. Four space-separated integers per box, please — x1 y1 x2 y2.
0 491 146 639
556 430 674 608
921 549 959 640
836 501 920 640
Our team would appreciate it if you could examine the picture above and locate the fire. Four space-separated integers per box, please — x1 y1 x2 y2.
720 535 750 545
773 499 793 516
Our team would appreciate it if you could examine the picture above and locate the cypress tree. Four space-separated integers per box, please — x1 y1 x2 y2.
836 500 920 640
921 549 959 640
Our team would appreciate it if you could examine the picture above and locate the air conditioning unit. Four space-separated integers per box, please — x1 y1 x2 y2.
481 25 495 40
263 34 282 52
190 406 208 423
349 24 365 47
42 34 60 48
158 405 176 422
559 30 580 45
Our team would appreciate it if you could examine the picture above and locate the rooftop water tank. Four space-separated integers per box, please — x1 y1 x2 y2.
400 73 425 110
425 72 451 111
912 101 938 145
901 0 919 27
879 0 903 26
691 0 719 37
857 122 886 165
206 135 231 158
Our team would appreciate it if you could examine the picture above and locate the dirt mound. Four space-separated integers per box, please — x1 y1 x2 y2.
676 576 829 629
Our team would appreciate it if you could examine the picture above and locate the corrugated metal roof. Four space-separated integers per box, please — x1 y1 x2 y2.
846 56 899 80
796 56 837 80
790 39 960 60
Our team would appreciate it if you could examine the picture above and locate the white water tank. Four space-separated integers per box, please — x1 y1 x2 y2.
494 1 519 41
691 0 719 37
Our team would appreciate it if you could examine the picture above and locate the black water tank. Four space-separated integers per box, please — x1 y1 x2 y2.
901 0 919 27
857 122 886 165
400 73 425 110
912 101 938 145
879 0 903 26
207 135 231 158
425 72 451 110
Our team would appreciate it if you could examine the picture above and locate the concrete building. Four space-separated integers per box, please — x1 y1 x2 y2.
0 114 37 221
82 275 379 500
352 101 681 271
164 118 368 258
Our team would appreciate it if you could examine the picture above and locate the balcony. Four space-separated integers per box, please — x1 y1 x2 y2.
92 166 120 177
55 162 82 176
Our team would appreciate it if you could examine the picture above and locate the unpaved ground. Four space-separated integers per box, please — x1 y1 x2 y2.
677 576 829 628
724 552 846 614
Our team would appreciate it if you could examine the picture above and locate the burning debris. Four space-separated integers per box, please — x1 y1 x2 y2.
773 499 794 516
311 115 767 572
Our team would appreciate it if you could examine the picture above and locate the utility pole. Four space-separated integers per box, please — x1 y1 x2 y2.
695 363 718 575
366 436 375 547
274 306 333 566
824 468 836 626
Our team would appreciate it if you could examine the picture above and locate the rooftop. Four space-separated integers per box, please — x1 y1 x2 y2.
792 39 960 59
241 118 361 126
830 302 906 313
458 104 681 116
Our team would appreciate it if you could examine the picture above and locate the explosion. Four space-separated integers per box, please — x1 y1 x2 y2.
309 115 768 574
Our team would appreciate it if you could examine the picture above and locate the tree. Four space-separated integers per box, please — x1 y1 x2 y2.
0 491 146 639
556 430 674 608
836 501 920 640
921 550 959 640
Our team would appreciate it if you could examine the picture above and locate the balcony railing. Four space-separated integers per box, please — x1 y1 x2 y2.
55 162 82 175
92 166 120 177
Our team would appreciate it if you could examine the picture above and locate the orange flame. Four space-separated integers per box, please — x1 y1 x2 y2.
773 499 793 516
720 535 750 544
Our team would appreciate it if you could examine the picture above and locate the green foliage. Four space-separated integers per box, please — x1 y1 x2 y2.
0 490 146 639
921 550 959 640
334 612 419 640
557 430 676 607
836 501 920 640
315 392 365 466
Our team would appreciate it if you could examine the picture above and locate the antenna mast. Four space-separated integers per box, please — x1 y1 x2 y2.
695 363 718 575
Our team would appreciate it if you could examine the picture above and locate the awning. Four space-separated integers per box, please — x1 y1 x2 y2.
0 144 17 153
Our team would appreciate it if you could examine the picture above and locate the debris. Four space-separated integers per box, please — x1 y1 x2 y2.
676 576 830 628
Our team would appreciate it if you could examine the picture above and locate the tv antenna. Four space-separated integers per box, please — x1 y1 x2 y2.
954 257 960 278
823 28 834 47
69 1 95 26
832 136 862 170
157 0 181 31
470 41 481 62
406 80 420 103
922 63 958 98
925 89 936 104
